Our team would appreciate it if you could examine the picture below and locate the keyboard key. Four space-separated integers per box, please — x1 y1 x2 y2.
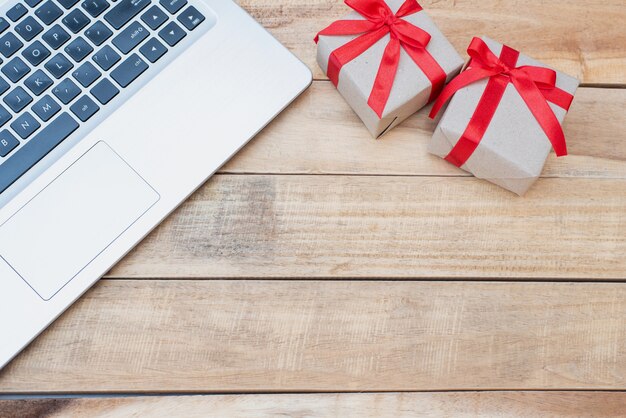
4 86 32 112
177 6 204 31
92 44 119 70
82 0 109 17
90 77 118 104
57 0 80 9
7 4 28 22
110 53 146 87
32 94 60 121
45 52 73 78
63 9 91 33
22 41 51 65
24 69 53 95
0 105 12 127
35 1 63 25
160 0 186 15
0 33 24 58
0 130 19 157
2 57 30 82
70 94 99 121
42 24 70 49
158 21 185 47
52 78 80 104
0 76 9 95
141 5 167 30
15 16 44 41
104 0 150 30
25 0 44 7
0 112 79 194
0 18 10 35
84 20 112 45
10 112 40 139
112 21 148 54
139 37 166 63
64 36 92 62
72 61 100 86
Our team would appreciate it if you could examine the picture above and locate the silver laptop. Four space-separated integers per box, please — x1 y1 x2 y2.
0 0 311 368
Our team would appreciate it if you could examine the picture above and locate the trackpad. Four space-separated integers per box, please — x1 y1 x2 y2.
0 142 159 300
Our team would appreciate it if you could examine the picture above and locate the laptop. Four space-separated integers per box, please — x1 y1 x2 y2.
0 0 311 369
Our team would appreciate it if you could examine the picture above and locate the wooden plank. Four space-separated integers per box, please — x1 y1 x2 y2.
221 84 626 178
238 0 626 84
2 392 626 417
107 175 626 279
2 280 626 392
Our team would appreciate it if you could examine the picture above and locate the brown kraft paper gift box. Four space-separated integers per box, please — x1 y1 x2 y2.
316 0 463 138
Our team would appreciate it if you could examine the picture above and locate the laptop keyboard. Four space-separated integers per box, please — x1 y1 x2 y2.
0 0 208 194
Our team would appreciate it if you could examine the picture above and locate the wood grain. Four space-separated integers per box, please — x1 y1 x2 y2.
220 84 626 178
107 174 626 279
237 0 626 84
2 280 626 392
2 392 626 417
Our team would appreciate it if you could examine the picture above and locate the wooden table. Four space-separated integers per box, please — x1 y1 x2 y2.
1 0 625 416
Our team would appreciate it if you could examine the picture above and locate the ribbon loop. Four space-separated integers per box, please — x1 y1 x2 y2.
315 0 446 118
429 37 574 166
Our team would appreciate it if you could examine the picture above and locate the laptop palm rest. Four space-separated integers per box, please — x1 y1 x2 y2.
0 142 159 301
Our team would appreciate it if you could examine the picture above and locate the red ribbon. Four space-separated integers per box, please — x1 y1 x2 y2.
429 37 574 168
315 0 447 118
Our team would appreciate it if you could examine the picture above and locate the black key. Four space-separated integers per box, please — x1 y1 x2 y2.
158 21 185 47
24 69 53 95
57 0 80 9
110 53 146 87
104 0 149 30
84 21 112 45
177 6 204 31
70 94 99 121
92 44 119 70
64 36 93 62
0 105 12 127
10 112 40 139
0 130 18 157
32 94 60 121
112 21 147 54
72 61 100 86
0 33 24 58
139 37 166 63
45 52 73 78
63 9 91 33
0 76 9 95
22 41 50 65
90 77 118 104
0 18 10 35
81 0 109 17
35 1 63 25
4 86 32 112
141 5 167 30
42 24 70 49
7 4 28 22
0 113 79 194
15 16 44 41
2 57 30 82
159 0 186 15
25 0 44 7
52 78 80 104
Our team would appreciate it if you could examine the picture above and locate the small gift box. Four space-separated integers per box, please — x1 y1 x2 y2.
429 36 579 195
315 0 463 138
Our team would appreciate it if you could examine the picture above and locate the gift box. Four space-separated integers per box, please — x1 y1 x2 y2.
429 36 579 195
315 0 463 138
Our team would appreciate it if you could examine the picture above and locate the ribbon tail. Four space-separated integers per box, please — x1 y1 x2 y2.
512 76 568 156
368 36 401 117
403 44 446 102
429 67 497 118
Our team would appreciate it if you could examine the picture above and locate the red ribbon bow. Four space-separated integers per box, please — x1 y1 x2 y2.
429 37 574 168
315 0 446 118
